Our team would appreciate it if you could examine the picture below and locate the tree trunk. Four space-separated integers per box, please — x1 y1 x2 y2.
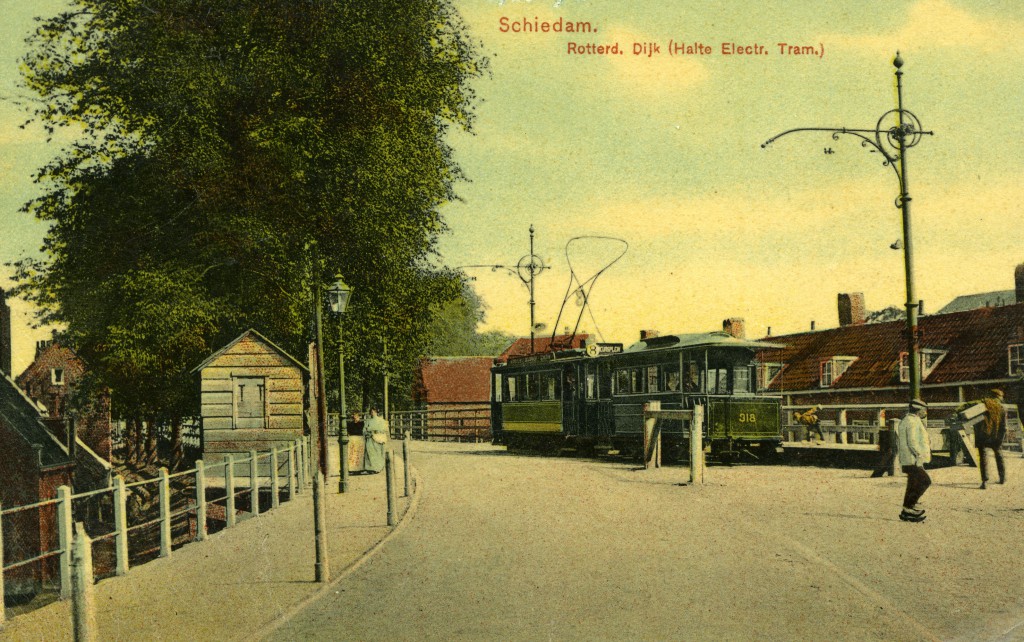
144 417 159 465
128 417 143 466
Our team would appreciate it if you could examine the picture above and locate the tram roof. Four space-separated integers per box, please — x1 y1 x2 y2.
624 331 785 353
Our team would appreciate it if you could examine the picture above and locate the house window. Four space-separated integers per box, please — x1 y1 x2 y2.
820 357 857 387
899 349 947 383
757 363 783 391
1009 343 1024 377
51 368 65 386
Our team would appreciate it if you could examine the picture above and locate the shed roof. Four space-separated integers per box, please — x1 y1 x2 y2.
758 303 1024 391
0 374 70 468
191 328 309 374
417 357 493 404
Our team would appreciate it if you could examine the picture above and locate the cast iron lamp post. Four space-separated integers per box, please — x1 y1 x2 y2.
762 52 933 403
328 277 353 493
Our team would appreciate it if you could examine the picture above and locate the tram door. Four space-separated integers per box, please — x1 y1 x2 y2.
561 365 580 435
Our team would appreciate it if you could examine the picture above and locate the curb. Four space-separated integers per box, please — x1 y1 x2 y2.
254 465 423 641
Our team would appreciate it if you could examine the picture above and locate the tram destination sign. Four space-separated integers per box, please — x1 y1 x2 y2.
585 343 623 357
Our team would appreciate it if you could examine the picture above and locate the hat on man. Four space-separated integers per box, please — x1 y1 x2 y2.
909 399 928 411
990 388 1004 399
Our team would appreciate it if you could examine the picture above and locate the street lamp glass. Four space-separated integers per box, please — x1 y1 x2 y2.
327 278 352 315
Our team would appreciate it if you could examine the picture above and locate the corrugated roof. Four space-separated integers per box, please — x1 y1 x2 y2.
759 303 1024 391
417 357 493 404
937 290 1015 314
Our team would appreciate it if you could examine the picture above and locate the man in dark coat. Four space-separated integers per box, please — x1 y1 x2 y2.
975 389 1006 489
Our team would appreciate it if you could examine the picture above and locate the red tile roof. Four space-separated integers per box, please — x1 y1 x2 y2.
497 334 589 362
416 357 494 404
758 303 1024 391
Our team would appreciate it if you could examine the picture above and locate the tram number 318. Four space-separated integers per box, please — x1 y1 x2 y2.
738 413 757 423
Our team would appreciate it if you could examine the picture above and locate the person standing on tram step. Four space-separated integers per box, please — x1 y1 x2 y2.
896 399 931 523
974 388 1006 490
362 407 389 474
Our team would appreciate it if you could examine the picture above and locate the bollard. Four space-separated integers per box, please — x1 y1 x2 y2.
250 450 260 516
403 431 411 498
112 476 129 575
297 439 307 491
225 456 236 527
71 522 97 642
57 485 73 599
339 433 350 494
158 468 172 558
386 451 396 527
195 460 208 542
271 448 280 509
690 405 705 485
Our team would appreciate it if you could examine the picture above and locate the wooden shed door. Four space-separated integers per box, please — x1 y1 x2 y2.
235 377 266 429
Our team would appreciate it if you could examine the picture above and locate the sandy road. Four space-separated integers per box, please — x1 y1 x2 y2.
270 442 1024 641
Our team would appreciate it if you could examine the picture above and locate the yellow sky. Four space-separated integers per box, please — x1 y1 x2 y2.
1 0 1023 370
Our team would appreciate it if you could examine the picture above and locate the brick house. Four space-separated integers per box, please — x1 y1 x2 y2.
413 356 494 411
0 374 73 600
755 291 1024 433
497 333 590 362
16 340 113 464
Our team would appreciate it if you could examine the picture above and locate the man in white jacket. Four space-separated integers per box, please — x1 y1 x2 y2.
896 399 931 522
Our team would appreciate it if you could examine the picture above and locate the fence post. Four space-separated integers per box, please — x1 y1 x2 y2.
690 405 705 485
112 476 129 576
195 461 208 542
71 522 96 642
1 502 6 627
386 451 396 527
287 443 297 499
270 447 280 510
297 439 307 491
225 456 236 528
158 468 172 558
403 431 411 498
250 450 260 517
57 485 73 599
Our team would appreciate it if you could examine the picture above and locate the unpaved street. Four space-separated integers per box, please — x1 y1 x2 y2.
271 442 1024 641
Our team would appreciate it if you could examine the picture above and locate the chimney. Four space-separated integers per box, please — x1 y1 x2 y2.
722 318 745 340
767 326 772 337
640 329 659 341
811 320 816 331
838 292 866 327
1016 264 1024 304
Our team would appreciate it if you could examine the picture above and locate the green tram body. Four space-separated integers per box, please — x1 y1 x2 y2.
490 332 783 459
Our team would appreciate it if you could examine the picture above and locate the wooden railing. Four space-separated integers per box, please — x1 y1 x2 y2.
390 407 491 442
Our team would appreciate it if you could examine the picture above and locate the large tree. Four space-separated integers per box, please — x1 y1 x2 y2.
14 0 486 464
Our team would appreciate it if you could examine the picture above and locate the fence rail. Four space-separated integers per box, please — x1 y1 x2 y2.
1 437 311 626
390 407 491 442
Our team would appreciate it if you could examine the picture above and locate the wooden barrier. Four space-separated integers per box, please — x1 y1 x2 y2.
71 522 96 642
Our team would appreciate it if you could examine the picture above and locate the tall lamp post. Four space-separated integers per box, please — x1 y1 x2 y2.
312 283 330 582
762 52 933 403
328 277 353 493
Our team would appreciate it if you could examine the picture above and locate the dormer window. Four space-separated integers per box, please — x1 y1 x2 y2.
757 362 784 391
820 357 856 387
899 349 947 383
1009 343 1024 377
51 368 65 386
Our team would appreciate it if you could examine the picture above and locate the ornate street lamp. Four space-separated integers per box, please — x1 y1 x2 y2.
328 277 353 493
762 52 933 403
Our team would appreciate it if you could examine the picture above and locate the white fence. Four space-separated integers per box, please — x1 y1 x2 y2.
1 438 312 626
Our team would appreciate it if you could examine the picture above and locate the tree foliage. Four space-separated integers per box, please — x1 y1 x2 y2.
424 283 515 357
13 0 487 463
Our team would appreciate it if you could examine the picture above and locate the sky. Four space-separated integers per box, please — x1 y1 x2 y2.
2 0 1024 372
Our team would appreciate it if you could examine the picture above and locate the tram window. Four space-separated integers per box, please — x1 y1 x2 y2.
629 368 643 393
526 373 541 400
615 369 630 394
664 365 680 391
542 372 559 400
706 368 728 394
586 374 596 399
563 370 577 399
733 367 751 393
647 366 660 393
685 362 700 391
505 376 517 401
494 374 502 402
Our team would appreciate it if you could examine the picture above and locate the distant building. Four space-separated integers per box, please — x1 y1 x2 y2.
413 356 494 412
497 333 590 363
17 340 113 464
192 329 308 467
